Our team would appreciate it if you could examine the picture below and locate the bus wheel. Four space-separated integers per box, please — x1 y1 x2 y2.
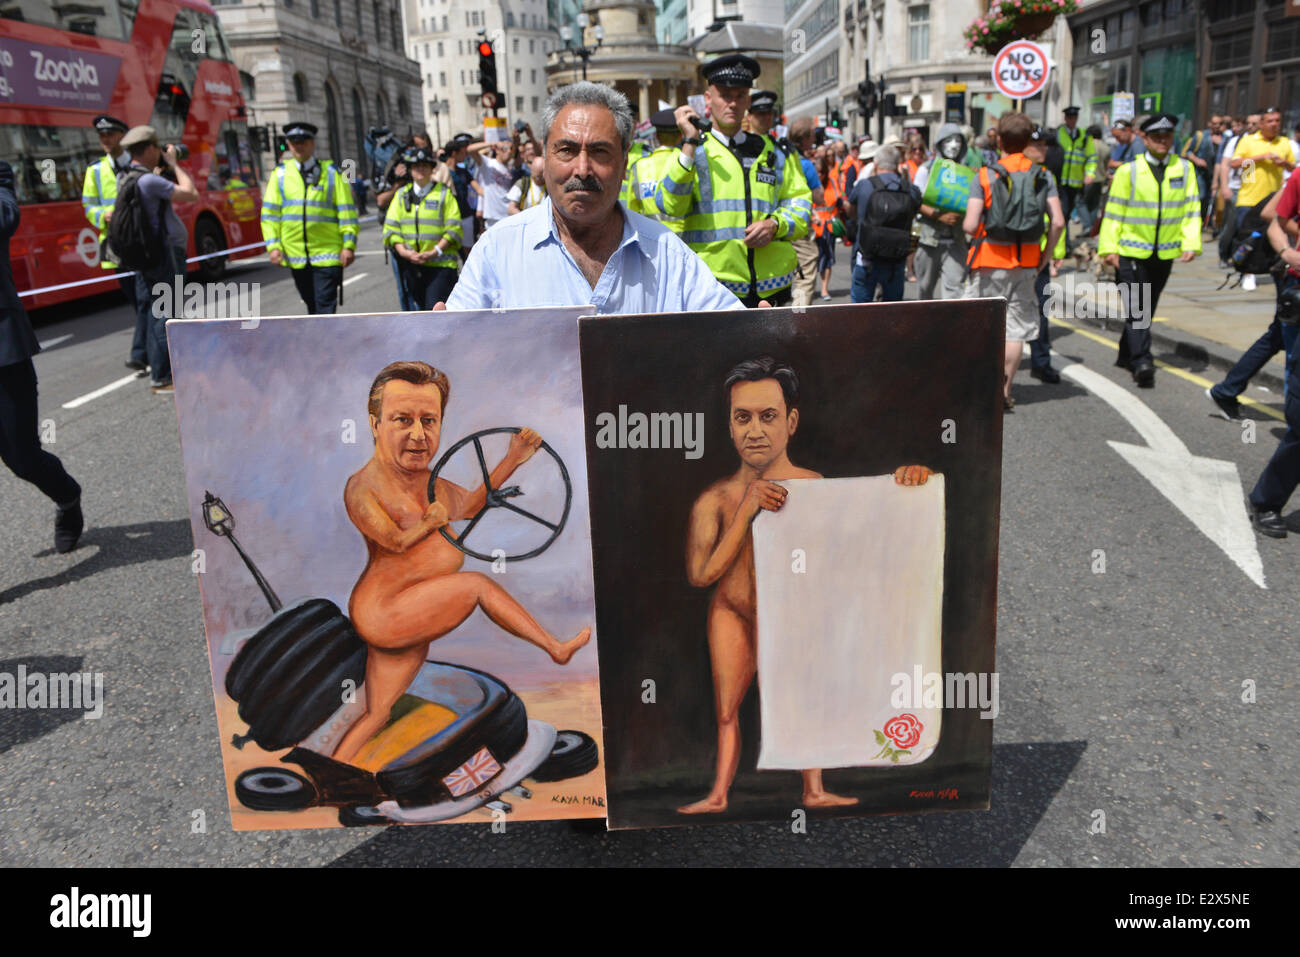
195 218 227 281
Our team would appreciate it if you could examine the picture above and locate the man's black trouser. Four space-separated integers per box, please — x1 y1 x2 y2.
291 265 343 315
0 358 80 506
1115 254 1174 372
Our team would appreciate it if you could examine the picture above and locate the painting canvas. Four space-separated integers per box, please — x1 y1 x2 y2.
169 308 606 829
578 302 1004 829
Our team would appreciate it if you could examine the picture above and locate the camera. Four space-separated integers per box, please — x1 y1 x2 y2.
1278 284 1300 325
169 144 189 161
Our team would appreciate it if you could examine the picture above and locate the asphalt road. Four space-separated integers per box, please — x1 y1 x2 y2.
2 224 1296 866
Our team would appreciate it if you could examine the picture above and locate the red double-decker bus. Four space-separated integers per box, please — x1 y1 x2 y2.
1 0 262 308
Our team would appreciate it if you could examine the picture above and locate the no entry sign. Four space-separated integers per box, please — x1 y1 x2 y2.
991 40 1051 100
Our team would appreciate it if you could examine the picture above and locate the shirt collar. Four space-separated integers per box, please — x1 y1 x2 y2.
709 129 746 148
528 196 644 260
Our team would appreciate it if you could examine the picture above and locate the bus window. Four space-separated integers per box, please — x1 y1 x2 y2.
0 0 130 40
213 120 259 191
0 126 99 205
196 11 232 62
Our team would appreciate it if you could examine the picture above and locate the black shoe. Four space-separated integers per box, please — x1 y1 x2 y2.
1133 366 1155 388
125 359 147 372
1030 366 1062 384
54 498 83 553
1205 387 1241 421
1247 500 1287 539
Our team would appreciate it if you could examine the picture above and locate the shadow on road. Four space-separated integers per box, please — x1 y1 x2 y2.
326 740 1087 866
0 519 192 606
0 655 90 755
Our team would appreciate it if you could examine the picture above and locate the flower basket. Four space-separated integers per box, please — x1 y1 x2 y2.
964 0 1078 56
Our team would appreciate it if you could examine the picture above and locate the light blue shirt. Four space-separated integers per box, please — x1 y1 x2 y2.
446 196 745 315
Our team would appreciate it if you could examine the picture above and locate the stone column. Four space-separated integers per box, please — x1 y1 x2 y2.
638 79 651 124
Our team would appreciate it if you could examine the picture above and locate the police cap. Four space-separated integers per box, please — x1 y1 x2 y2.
651 108 679 131
93 115 129 135
749 89 778 113
1140 112 1179 135
701 53 761 89
284 121 318 140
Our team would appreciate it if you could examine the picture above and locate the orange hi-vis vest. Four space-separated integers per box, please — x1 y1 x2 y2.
813 169 840 238
967 152 1042 270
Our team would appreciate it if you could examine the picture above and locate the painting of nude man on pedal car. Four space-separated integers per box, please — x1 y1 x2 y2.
169 307 605 829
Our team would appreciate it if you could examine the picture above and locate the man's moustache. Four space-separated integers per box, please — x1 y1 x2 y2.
563 176 603 193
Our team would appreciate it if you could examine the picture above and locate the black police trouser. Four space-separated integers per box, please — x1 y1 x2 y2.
0 358 81 506
291 265 343 315
1115 254 1173 372
400 262 458 310
742 287 793 308
1031 267 1053 371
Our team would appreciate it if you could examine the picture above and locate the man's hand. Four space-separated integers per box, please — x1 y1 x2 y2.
433 302 447 310
1104 252 1120 269
1084 174 1095 186
1179 249 1198 262
742 479 788 518
674 104 702 140
340 248 355 267
893 465 933 487
268 249 284 266
937 211 961 226
1282 248 1300 269
393 162 408 180
102 207 113 225
744 218 778 248
163 145 179 168
423 500 449 530
506 427 543 466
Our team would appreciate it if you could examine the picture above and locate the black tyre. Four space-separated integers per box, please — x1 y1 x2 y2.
338 804 395 827
194 216 227 281
234 767 317 811
530 729 599 783
239 612 358 723
246 639 367 752
225 598 340 701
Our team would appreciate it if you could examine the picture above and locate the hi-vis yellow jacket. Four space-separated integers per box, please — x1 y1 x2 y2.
1059 124 1098 188
261 158 358 268
1099 153 1202 260
381 181 463 269
625 146 685 233
82 153 125 269
655 130 812 299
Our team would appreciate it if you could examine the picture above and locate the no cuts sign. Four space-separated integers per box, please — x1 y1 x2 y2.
991 41 1051 101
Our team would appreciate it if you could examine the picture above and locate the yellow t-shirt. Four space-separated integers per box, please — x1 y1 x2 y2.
1233 132 1294 207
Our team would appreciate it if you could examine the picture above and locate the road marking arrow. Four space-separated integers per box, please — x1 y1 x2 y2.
1048 354 1266 588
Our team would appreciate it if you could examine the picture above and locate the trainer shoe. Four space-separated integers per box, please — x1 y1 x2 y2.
1030 366 1062 384
151 380 174 394
1205 387 1241 420
54 498 84 553
1242 273 1257 291
125 359 147 372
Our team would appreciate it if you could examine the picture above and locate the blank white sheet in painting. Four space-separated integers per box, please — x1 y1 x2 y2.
752 475 945 770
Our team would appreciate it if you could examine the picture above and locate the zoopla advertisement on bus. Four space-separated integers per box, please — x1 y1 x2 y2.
0 37 121 110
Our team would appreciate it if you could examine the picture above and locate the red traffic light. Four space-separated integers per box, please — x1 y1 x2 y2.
478 41 493 57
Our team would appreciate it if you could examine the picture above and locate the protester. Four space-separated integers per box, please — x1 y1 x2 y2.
1181 116 1220 222
1227 108 1292 291
506 154 546 215
468 140 515 231
1216 113 1258 267
1 161 84 552
118 125 198 393
442 137 477 256
963 112 1064 410
811 145 838 300
912 124 971 302
780 116 823 308
1024 126 1066 383
444 83 742 314
848 144 921 304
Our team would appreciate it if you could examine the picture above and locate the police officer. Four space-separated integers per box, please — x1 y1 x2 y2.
657 54 812 307
623 109 686 233
81 115 142 371
1057 105 1097 248
1099 112 1202 387
260 121 358 314
380 146 463 309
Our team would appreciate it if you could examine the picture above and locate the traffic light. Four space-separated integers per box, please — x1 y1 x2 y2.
883 93 897 117
478 38 500 108
857 79 877 115
829 109 843 129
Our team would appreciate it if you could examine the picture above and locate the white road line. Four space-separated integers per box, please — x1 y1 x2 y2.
38 334 73 349
1024 343 1266 589
62 373 142 409
341 272 369 287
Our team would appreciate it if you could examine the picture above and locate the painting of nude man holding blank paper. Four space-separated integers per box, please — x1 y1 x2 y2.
578 303 1003 830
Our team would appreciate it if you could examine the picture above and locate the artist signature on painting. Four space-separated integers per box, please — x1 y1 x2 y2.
909 788 959 800
551 795 606 806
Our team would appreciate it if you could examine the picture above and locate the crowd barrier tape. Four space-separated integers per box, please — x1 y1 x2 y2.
18 213 380 299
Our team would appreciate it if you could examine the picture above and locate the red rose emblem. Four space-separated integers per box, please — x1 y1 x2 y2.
882 714 923 750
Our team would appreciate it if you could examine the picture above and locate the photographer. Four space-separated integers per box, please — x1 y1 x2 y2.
119 125 198 394
1244 183 1300 538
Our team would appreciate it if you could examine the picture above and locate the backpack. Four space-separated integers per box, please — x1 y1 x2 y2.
859 175 918 262
107 169 165 272
981 161 1049 249
1229 193 1281 275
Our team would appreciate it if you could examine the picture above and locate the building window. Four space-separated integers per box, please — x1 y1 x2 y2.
908 5 930 63
352 87 365 160
310 0 319 16
515 68 521 83
440 71 446 85
334 0 342 27
1210 29 1252 71
355 1 363 34
293 73 308 102
373 1 381 41
325 84 342 161
437 41 444 56
532 95 539 112
424 42 430 58
529 39 535 54
516 95 524 113
530 69 536 84
442 15 447 30
513 37 519 53
239 70 256 101
391 8 400 50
